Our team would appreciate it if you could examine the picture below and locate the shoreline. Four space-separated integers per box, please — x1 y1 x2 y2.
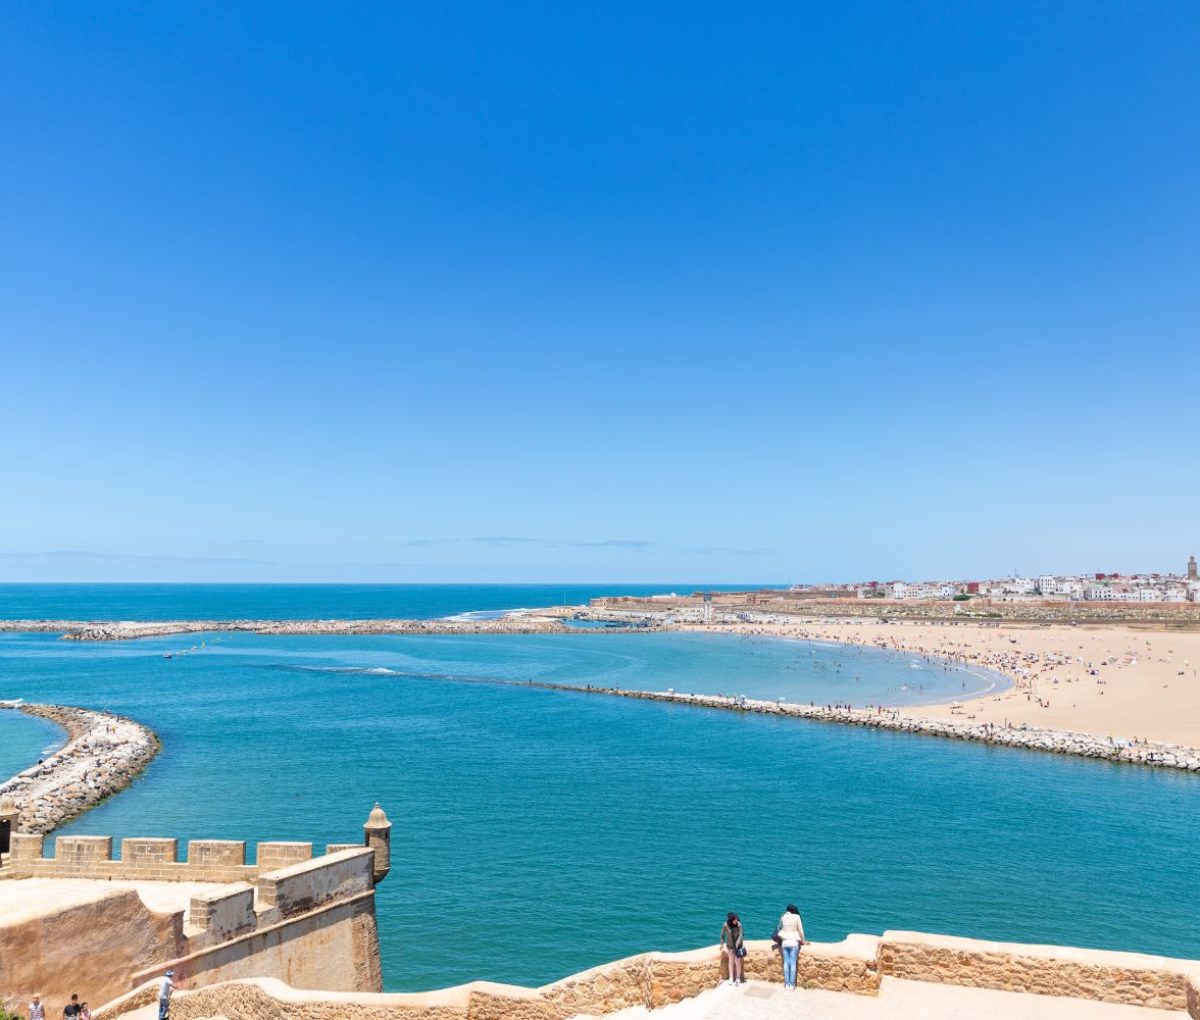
0 704 160 834
681 618 1200 747
4 611 1200 776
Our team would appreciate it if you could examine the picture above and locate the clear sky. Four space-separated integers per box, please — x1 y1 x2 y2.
1 3 1197 583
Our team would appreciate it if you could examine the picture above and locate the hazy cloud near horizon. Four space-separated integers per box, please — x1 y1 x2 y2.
0 540 776 584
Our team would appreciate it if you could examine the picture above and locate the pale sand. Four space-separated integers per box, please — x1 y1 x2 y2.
579 977 1187 1020
693 620 1200 748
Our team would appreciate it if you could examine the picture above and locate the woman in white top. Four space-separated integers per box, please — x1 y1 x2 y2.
775 904 806 989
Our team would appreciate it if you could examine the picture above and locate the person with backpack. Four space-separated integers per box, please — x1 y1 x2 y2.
719 911 746 985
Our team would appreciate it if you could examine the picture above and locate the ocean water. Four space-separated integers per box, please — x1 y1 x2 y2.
0 708 61 782
0 587 1196 993
0 583 760 621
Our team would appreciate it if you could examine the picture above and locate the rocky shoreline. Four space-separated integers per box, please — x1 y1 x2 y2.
0 704 161 833
537 684 1200 773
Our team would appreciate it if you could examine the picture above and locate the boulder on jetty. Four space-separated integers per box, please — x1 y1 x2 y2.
0 704 160 833
552 687 1200 774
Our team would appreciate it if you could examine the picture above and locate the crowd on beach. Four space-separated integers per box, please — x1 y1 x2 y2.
720 617 1200 726
719 906 808 990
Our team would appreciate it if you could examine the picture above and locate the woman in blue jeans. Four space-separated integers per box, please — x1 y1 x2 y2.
775 904 806 989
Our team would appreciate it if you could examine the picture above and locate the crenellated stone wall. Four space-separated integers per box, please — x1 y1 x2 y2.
0 810 393 1011
92 932 1200 1020
4 831 365 883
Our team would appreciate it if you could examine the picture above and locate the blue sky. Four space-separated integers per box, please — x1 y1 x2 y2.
1 2 1197 583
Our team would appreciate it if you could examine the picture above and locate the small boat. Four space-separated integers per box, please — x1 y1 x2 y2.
163 653 173 659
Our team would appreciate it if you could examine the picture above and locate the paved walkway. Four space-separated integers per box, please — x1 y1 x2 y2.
591 979 1188 1020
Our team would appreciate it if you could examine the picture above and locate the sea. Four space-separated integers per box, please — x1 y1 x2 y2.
0 584 1197 991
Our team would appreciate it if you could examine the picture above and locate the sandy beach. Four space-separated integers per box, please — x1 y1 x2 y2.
698 619 1200 748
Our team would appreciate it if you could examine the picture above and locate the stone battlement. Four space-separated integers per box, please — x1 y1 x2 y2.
3 799 393 885
0 805 394 1011
6 832 365 884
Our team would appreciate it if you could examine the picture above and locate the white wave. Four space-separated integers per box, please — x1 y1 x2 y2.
442 608 532 622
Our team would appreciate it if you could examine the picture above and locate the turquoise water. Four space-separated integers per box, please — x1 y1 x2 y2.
0 619 1197 992
0 583 761 621
0 708 62 782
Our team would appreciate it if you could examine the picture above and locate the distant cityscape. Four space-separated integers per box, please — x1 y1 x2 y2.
789 554 1200 603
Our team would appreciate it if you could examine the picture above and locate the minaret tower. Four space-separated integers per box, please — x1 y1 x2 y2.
1189 554 1198 582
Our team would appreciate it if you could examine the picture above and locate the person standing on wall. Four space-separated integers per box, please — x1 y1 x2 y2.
774 904 806 989
158 969 179 1019
720 912 746 985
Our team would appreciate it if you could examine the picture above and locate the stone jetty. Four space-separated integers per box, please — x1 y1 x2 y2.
0 704 160 833
538 684 1200 773
0 615 595 641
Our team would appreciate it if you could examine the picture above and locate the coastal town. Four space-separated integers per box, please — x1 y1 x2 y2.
789 554 1200 603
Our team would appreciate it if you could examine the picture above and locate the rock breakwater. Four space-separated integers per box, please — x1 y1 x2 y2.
0 704 160 833
0 615 590 641
540 685 1200 773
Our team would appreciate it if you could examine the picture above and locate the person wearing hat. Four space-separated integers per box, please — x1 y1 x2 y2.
157 970 179 1019
28 994 45 1020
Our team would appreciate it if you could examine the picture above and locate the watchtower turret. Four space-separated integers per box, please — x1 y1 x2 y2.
363 803 392 883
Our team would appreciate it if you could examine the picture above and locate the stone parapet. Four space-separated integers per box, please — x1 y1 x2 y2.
95 938 880 1020
187 883 256 940
877 930 1197 1012
4 833 371 885
257 847 375 919
257 840 314 872
93 932 1200 1020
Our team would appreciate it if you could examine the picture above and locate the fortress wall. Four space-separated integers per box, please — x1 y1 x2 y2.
3 834 388 1012
877 930 1196 1012
96 934 1200 1020
3 832 361 883
187 883 256 940
0 887 185 1011
256 847 375 918
134 891 383 996
106 939 879 1020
